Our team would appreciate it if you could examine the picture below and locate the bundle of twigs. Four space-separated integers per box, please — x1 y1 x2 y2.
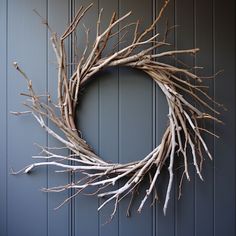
12 0 223 219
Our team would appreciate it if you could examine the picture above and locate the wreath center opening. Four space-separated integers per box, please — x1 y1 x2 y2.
76 67 167 164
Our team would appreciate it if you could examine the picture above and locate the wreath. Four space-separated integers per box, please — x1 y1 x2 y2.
12 0 223 219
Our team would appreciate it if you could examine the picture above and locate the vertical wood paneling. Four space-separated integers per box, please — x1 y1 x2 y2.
118 0 153 235
0 0 7 235
1 1 235 236
175 0 195 235
75 1 99 235
214 0 235 235
195 1 214 236
47 1 70 235
7 0 47 235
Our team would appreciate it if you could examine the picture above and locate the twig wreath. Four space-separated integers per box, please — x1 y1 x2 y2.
12 0 223 219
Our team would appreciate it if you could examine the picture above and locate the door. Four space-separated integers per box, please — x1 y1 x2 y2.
0 0 235 235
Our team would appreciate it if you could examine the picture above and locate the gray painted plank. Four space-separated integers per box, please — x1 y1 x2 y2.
175 0 195 235
118 0 153 235
98 0 119 234
214 0 235 235
195 1 214 236
0 0 7 235
7 0 47 236
47 1 70 235
75 1 99 235
75 83 99 236
155 0 175 235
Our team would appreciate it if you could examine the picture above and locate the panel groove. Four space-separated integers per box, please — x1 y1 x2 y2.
97 1 100 234
46 0 49 234
152 1 156 235
118 1 120 236
6 1 8 236
212 1 216 235
193 1 196 236
6 1 8 235
70 2 74 235
70 2 74 236
174 1 178 236
173 1 176 235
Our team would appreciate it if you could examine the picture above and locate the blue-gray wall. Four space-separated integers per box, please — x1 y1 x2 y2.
0 0 235 235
